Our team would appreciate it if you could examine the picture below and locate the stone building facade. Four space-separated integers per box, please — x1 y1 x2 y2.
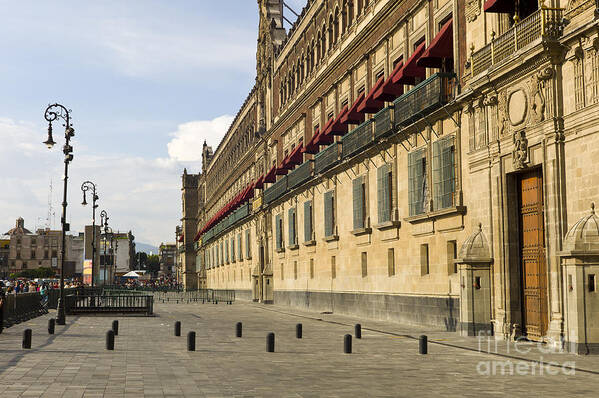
183 0 599 353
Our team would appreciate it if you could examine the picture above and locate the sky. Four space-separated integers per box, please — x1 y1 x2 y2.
0 0 305 247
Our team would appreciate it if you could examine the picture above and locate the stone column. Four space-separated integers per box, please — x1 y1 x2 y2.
456 224 493 336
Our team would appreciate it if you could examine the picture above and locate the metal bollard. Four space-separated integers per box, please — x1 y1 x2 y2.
355 324 362 339
266 332 275 352
419 335 427 354
296 323 302 339
48 318 55 335
23 329 32 349
187 331 196 351
112 320 119 336
344 334 352 354
236 322 242 338
174 321 181 336
106 330 115 350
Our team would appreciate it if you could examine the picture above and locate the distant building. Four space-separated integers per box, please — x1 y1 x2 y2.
3 217 80 277
158 243 177 276
97 230 136 284
0 237 9 278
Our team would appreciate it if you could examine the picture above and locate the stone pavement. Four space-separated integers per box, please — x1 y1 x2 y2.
0 300 598 397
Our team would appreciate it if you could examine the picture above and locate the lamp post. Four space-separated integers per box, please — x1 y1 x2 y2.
81 181 99 286
43 103 75 326
100 210 110 286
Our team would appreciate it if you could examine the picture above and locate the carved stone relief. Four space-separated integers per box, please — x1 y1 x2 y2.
508 89 528 126
497 90 510 138
466 0 481 22
529 67 554 124
512 130 528 170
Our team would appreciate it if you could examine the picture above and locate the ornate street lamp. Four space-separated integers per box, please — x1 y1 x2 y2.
100 210 110 286
43 103 75 326
81 181 99 286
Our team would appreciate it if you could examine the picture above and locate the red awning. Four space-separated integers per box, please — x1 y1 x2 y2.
276 154 291 175
393 42 427 85
303 128 321 154
357 77 386 113
287 144 304 166
264 165 277 183
329 106 349 136
241 183 255 201
373 62 405 102
254 174 265 189
316 117 335 145
417 20 453 69
341 93 366 125
483 0 514 14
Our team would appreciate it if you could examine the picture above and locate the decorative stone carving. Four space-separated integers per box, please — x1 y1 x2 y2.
508 89 528 126
565 0 595 19
512 130 528 170
466 0 481 22
529 67 553 124
497 90 510 137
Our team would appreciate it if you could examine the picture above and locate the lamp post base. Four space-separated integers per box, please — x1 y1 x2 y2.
56 298 66 325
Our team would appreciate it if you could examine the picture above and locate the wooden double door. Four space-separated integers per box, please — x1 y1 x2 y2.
518 169 548 340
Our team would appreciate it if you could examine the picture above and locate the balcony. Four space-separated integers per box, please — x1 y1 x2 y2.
264 175 288 204
287 160 313 189
342 120 374 159
393 72 456 128
470 7 564 77
314 142 340 175
374 107 394 140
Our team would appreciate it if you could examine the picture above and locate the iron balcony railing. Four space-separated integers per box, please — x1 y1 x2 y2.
393 72 456 127
287 160 313 189
342 120 374 159
264 175 288 204
471 7 564 76
314 142 340 175
374 107 394 139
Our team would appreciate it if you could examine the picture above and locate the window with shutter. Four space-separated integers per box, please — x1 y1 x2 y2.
237 233 242 261
304 200 313 242
225 240 229 263
246 229 251 258
324 191 334 237
230 237 235 262
288 207 297 246
353 177 365 229
377 164 391 223
408 149 427 216
275 214 282 250
433 136 456 211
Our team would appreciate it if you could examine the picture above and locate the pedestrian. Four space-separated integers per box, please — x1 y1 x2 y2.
0 286 5 334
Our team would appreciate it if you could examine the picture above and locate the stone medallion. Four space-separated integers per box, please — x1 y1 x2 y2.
508 89 528 126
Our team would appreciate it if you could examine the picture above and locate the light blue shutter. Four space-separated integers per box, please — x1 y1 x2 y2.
409 149 426 216
353 178 364 229
304 201 312 242
238 234 242 261
324 191 333 237
231 237 235 262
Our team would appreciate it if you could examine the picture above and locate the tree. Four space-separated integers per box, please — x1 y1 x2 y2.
146 254 160 276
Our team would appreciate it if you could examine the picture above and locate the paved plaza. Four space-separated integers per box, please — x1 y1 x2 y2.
1 300 598 397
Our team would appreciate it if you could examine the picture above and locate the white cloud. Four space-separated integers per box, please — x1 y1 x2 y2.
0 115 233 247
166 115 234 166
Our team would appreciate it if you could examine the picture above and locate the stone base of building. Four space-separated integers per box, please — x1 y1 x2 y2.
459 321 494 337
232 289 253 301
564 341 599 355
273 290 459 331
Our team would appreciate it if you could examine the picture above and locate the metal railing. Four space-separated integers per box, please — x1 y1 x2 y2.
150 289 235 304
393 72 456 127
287 160 313 189
1 292 47 328
374 107 394 139
342 120 373 159
314 142 340 175
264 175 288 204
471 7 564 76
64 294 154 315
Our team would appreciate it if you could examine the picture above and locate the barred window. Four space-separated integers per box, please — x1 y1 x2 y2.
225 240 229 263
304 200 313 242
432 136 456 210
377 164 392 223
324 190 336 237
237 233 243 261
574 58 585 110
388 248 395 277
230 237 235 262
408 148 428 216
288 207 297 246
592 51 599 104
